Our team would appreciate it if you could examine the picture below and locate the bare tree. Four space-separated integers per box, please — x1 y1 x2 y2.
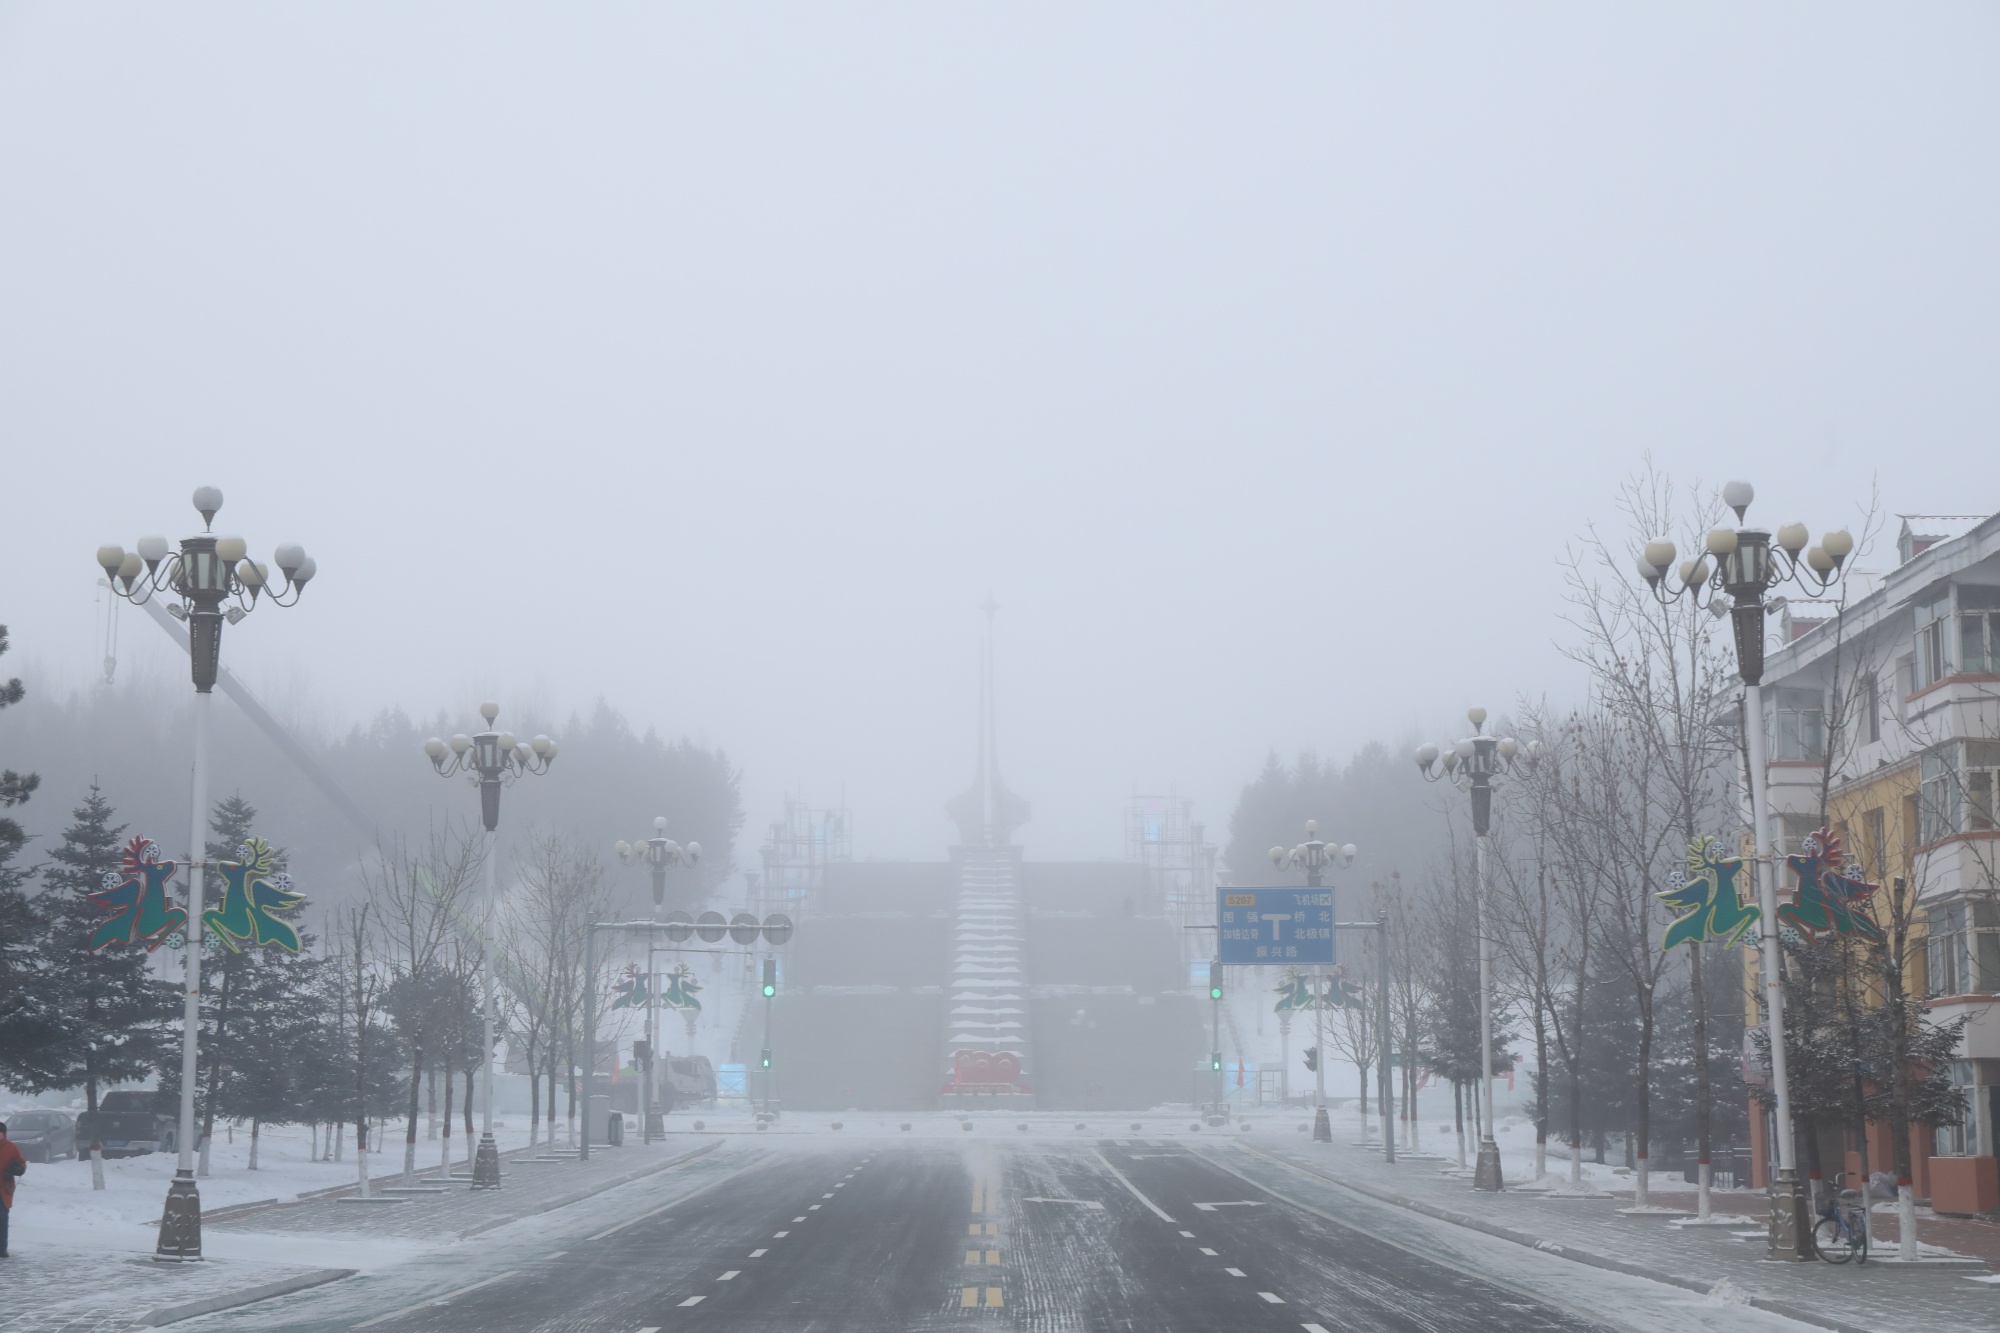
1560 467 1740 1211
366 822 481 1183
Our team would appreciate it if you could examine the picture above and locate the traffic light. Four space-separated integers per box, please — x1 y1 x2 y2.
1210 1051 1223 1072
633 1038 651 1067
761 958 777 998
759 1047 772 1069
1208 961 1223 1001
1303 1046 1319 1072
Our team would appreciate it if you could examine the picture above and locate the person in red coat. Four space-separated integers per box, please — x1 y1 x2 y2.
0 1121 25 1257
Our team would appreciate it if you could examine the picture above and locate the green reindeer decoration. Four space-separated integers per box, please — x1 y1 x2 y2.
1658 835 1761 951
203 836 306 953
1780 827 1884 943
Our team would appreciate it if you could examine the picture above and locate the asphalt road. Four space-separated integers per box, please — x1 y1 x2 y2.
332 1138 1617 1333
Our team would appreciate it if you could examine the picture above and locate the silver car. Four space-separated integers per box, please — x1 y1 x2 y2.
8 1109 77 1163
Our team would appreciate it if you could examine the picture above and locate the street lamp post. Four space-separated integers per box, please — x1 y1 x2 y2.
1269 821 1355 1144
98 487 317 1261
1416 710 1537 1192
424 706 557 1189
614 822 699 1141
1635 479 1853 1261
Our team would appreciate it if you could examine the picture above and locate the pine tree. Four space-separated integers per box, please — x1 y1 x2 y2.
33 785 176 1112
192 794 320 1157
0 624 55 1087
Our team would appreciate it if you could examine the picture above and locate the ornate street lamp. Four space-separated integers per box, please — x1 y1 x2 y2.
423 705 556 1189
1635 479 1853 1261
1415 710 1536 1192
97 486 316 1261
615 821 700 1139
1268 821 1355 1142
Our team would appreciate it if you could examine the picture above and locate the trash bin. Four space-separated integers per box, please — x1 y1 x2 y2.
607 1111 624 1147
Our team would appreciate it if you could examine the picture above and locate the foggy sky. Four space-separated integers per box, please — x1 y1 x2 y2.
3 5 1996 862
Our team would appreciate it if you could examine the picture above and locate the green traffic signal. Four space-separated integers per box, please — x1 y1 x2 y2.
1208 960 1223 1001
760 1047 772 1069
762 958 777 998
1210 1051 1223 1072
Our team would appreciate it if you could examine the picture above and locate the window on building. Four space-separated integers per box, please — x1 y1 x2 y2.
1928 901 1966 997
1776 813 1820 856
1916 588 1952 689
1766 687 1825 762
1959 585 2000 676
1979 898 2000 994
1968 741 2000 833
1860 671 1880 743
1936 1061 1977 1157
1863 807 1887 879
1921 748 1960 845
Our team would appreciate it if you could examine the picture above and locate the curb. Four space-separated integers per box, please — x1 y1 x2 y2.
1226 1141 1930 1333
457 1141 723 1238
138 1267 356 1327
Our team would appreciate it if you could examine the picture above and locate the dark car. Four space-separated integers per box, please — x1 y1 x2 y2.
8 1109 77 1163
73 1091 177 1157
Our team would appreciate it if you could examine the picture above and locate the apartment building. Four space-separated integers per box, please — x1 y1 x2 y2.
1757 512 2000 1214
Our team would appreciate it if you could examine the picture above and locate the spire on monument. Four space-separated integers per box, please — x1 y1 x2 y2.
947 594 1029 849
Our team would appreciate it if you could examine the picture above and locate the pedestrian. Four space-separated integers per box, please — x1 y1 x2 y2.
0 1121 25 1257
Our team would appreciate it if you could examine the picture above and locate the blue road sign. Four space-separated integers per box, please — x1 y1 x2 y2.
1216 888 1335 966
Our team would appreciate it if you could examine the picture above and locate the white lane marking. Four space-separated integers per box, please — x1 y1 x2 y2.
1192 1201 1266 1211
718 1271 740 1281
748 1248 768 1258
773 1230 790 1237
1178 1230 1195 1238
1304 1324 1332 1332
808 1204 822 1210
793 1215 808 1222
638 1327 661 1332
350 1273 511 1328
678 1295 704 1307
1199 1247 1217 1256
1259 1292 1286 1304
834 1182 844 1188
1021 1197 1104 1208
823 1192 835 1198
1090 1150 1175 1223
1225 1267 1246 1277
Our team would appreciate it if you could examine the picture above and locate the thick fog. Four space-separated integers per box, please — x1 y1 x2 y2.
3 5 1996 863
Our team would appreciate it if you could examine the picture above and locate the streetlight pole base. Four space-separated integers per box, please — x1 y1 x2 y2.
1473 1138 1504 1192
154 1170 202 1261
1766 1172 1813 1260
1312 1108 1331 1142
471 1134 503 1190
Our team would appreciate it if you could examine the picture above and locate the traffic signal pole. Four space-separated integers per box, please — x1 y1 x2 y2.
1209 960 1224 1120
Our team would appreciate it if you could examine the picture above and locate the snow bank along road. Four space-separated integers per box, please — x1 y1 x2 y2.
211 1136 1823 1333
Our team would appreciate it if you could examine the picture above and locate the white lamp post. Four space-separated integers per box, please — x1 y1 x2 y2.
1269 821 1355 1143
614 821 699 1140
1635 479 1853 1261
1416 711 1537 1192
424 707 557 1188
98 487 316 1261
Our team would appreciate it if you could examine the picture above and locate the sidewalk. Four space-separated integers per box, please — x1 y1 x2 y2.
1230 1132 2000 1333
0 1137 715 1333
210 1137 717 1240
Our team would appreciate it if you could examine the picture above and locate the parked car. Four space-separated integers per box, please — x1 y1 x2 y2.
73 1091 177 1157
7 1109 77 1162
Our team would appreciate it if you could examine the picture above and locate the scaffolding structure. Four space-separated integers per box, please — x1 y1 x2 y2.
1124 795 1217 968
754 795 852 920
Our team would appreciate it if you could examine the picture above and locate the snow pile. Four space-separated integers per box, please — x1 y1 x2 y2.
1703 1278 1752 1307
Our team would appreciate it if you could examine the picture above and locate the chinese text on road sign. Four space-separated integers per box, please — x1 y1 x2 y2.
1215 888 1335 965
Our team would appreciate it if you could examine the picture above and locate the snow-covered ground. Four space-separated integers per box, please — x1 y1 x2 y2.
1 1113 558 1269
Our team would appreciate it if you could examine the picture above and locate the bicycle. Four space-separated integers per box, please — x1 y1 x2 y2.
1813 1173 1869 1265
